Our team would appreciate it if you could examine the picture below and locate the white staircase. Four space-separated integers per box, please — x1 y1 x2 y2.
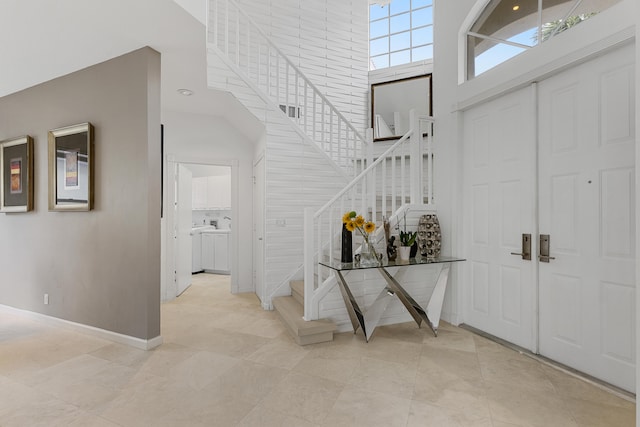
205 0 436 343
304 115 436 323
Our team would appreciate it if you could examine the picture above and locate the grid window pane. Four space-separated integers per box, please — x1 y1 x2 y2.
390 31 411 51
370 18 389 39
371 54 389 70
412 0 432 8
370 4 389 21
390 13 410 33
412 7 432 26
412 44 433 61
390 0 410 15
369 0 436 69
370 37 389 56
412 26 432 46
390 49 411 66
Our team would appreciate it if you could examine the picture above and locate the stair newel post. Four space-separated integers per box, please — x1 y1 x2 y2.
303 207 315 320
409 109 422 204
365 129 374 220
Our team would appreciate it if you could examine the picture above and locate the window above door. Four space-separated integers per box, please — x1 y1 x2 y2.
465 0 622 79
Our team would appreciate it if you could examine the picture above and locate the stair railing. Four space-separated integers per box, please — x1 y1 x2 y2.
208 0 367 176
303 112 435 319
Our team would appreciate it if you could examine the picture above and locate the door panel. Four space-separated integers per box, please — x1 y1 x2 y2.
176 164 193 296
538 44 635 392
463 86 537 350
253 157 265 304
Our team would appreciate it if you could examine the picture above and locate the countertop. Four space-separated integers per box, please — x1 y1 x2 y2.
192 226 230 234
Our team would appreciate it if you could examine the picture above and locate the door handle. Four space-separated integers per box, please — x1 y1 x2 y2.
539 234 555 262
510 233 531 260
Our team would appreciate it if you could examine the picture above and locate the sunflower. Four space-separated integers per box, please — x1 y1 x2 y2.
345 221 356 232
342 211 355 224
354 215 365 227
364 221 376 233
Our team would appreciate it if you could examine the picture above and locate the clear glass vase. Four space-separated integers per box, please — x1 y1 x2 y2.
359 240 381 267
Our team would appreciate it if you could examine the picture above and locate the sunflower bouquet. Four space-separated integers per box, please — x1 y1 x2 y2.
342 211 380 265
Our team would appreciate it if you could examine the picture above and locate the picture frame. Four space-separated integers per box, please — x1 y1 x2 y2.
48 122 94 211
0 135 34 212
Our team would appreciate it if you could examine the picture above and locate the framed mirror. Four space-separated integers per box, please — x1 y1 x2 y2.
371 74 432 141
48 122 94 211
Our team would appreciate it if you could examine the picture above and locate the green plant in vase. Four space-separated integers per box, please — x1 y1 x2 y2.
399 229 417 247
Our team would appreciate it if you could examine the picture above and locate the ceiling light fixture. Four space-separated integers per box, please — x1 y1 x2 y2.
512 5 520 11
177 88 193 96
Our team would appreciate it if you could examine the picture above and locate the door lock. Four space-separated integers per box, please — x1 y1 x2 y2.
510 234 531 260
539 234 555 263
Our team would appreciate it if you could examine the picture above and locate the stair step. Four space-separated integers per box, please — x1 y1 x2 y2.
273 296 336 346
290 280 304 306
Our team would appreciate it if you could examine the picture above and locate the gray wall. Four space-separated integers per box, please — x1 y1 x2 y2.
0 47 161 340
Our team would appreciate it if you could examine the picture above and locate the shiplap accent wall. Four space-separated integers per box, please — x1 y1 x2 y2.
236 0 369 134
206 0 368 305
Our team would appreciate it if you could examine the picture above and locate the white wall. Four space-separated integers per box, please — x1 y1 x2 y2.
432 0 477 324
162 110 259 293
635 1 640 419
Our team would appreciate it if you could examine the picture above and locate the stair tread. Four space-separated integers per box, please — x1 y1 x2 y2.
273 296 336 336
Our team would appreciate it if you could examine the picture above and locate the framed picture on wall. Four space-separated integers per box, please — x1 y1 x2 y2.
48 122 94 211
0 135 34 212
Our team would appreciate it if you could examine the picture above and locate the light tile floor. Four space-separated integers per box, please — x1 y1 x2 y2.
0 273 635 426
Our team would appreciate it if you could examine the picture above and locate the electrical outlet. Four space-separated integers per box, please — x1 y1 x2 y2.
276 219 286 227
44 294 49 305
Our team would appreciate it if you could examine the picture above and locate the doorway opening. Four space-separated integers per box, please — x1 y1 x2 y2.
188 164 233 293
165 158 239 302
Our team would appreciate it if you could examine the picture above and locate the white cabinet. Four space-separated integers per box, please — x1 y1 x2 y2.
213 233 229 271
200 231 230 274
193 175 231 210
201 233 215 271
191 177 208 209
191 231 202 273
205 175 231 209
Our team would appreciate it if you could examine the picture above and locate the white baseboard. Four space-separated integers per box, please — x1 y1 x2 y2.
0 304 163 351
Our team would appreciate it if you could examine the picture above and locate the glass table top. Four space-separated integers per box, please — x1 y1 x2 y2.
319 255 465 271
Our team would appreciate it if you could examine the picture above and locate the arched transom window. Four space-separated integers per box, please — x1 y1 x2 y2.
466 0 622 79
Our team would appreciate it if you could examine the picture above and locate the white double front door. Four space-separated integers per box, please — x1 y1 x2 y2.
463 44 635 392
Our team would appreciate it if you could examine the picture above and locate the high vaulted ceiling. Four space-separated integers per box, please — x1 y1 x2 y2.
0 0 263 141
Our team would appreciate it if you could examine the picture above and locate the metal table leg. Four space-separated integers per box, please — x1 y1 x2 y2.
377 264 451 337
335 270 395 342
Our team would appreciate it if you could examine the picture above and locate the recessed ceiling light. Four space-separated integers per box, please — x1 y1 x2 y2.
177 88 193 96
512 5 520 11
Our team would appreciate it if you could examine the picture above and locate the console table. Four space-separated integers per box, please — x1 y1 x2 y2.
319 256 465 342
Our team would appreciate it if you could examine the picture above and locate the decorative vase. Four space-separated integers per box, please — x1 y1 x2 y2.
341 223 353 263
398 246 411 262
417 214 441 259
